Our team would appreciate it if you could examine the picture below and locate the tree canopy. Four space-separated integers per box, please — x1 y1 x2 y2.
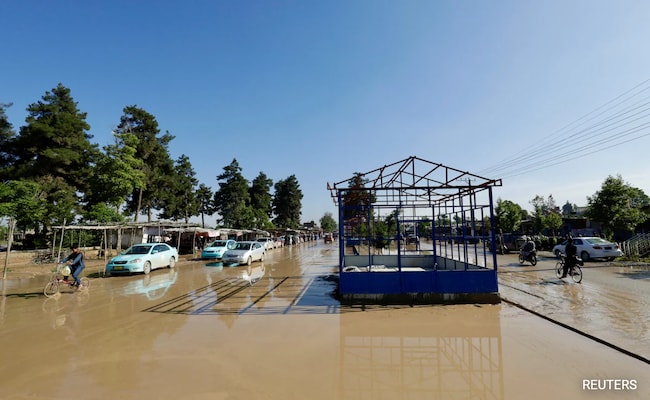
585 175 649 238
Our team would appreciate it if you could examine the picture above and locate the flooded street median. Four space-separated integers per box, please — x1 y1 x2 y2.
0 243 647 399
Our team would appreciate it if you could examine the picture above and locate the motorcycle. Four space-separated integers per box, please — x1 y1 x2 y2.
518 249 537 265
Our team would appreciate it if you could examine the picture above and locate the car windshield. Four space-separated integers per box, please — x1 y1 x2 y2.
234 242 251 250
210 241 227 247
125 245 152 255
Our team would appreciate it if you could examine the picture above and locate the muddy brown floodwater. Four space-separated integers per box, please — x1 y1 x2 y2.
0 243 648 399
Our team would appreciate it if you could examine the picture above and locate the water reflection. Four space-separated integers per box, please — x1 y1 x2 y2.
120 269 178 300
339 305 504 399
241 265 265 285
204 261 224 268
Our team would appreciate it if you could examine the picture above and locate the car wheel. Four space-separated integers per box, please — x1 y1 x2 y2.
554 249 562 258
580 251 590 262
169 257 176 269
143 261 152 275
247 256 252 266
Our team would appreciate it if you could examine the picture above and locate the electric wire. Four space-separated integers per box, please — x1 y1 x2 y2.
476 78 650 180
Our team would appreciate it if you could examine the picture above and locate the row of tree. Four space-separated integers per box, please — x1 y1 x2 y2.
0 83 308 239
494 175 650 240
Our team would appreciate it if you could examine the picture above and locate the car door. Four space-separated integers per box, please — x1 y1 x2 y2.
253 242 263 260
153 244 168 269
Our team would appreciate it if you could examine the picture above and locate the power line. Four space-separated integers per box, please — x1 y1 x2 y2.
477 78 650 179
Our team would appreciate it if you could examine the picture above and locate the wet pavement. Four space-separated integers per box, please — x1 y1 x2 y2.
0 243 648 399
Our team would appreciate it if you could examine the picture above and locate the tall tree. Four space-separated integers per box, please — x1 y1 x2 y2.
249 172 273 229
495 199 522 233
342 172 375 221
87 130 145 213
272 175 303 228
9 84 98 194
320 212 337 232
213 159 252 228
586 175 650 238
196 183 215 228
118 106 175 222
160 154 199 223
0 102 16 179
530 194 558 233
0 180 48 233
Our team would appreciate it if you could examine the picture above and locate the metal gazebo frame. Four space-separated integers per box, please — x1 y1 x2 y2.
327 156 503 304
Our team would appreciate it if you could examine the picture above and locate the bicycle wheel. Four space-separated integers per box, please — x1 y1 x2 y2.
571 266 583 283
44 281 60 298
555 260 564 279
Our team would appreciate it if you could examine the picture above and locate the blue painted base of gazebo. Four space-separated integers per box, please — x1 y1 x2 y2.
338 269 500 305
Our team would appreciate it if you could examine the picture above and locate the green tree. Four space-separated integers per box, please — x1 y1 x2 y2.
196 183 215 228
250 172 274 229
160 155 199 223
214 159 252 228
418 216 432 239
342 172 375 221
272 175 303 229
0 103 16 178
83 203 125 223
9 84 98 194
585 175 650 238
118 106 175 222
530 195 558 233
542 212 563 237
495 199 522 233
320 212 337 232
87 130 145 213
0 180 48 234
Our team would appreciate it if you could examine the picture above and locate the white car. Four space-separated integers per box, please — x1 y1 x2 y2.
106 243 178 275
222 241 266 265
256 237 275 251
552 237 623 261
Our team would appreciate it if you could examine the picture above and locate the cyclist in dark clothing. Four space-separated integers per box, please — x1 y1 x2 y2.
561 237 577 278
61 245 86 288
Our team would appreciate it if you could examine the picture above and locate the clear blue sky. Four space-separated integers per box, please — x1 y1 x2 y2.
3 0 650 225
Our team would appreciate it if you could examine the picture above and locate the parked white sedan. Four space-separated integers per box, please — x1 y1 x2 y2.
256 237 275 251
222 241 266 265
552 236 623 261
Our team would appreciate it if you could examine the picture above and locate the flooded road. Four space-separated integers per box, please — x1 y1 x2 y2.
497 252 650 362
0 243 647 399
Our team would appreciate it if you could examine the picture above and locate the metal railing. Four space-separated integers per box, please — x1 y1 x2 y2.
621 233 650 257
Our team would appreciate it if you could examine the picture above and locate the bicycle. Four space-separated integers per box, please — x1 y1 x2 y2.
32 251 57 264
44 263 90 298
555 254 583 283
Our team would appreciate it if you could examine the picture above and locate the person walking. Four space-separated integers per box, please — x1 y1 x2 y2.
61 245 86 289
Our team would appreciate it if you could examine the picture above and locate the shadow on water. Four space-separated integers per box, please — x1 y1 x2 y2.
615 270 650 280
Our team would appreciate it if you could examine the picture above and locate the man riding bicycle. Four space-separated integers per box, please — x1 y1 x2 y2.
561 236 577 278
61 245 86 289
